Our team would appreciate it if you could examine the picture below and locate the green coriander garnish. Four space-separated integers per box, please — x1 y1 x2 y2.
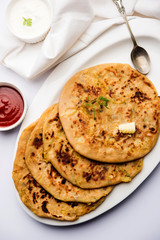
98 96 109 108
22 17 32 27
83 96 109 119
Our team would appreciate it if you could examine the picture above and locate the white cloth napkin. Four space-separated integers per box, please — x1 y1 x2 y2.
0 0 160 80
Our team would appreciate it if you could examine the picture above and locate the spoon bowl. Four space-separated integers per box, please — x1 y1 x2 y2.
131 45 151 75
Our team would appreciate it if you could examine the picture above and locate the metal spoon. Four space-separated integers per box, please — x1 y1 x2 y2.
113 0 151 74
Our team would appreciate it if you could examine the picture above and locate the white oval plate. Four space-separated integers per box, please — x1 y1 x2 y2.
15 18 160 226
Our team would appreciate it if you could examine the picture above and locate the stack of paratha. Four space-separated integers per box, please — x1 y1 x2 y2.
13 63 160 222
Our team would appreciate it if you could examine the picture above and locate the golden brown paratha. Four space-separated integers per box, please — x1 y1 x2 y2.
12 121 105 221
25 105 113 203
59 63 160 163
43 104 143 189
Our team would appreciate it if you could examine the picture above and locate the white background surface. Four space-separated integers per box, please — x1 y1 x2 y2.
0 1 160 240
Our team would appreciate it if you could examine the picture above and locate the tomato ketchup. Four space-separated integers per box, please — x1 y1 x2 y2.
0 86 24 127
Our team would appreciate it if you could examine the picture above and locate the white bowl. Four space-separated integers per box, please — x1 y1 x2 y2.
0 82 27 131
6 0 53 43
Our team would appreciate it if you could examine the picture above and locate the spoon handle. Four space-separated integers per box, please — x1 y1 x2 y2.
113 0 137 47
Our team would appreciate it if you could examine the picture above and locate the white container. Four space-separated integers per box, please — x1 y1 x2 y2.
6 0 53 43
0 82 27 131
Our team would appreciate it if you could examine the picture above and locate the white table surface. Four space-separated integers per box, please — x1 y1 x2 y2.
0 1 160 240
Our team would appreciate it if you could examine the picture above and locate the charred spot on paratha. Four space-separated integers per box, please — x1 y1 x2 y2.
56 143 78 167
33 136 43 149
41 201 49 213
82 164 108 182
48 113 59 123
131 91 151 102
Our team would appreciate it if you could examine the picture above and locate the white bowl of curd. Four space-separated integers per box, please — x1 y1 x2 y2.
6 0 53 43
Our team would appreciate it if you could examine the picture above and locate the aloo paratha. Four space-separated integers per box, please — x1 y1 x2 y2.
25 105 113 203
43 104 143 189
12 121 105 221
59 63 160 163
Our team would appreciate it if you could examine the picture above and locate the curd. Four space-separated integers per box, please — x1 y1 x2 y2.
7 0 52 41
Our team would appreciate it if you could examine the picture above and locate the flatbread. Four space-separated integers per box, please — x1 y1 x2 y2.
12 121 105 221
59 63 160 163
25 105 113 203
43 104 143 189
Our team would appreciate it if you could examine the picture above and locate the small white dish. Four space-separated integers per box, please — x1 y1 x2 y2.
6 0 53 43
0 82 27 131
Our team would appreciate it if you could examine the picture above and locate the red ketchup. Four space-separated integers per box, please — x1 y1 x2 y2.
0 86 24 127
